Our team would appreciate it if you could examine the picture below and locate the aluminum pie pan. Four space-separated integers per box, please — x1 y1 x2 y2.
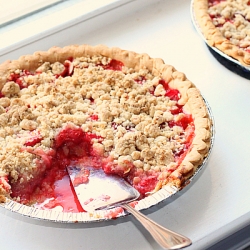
0 97 215 223
190 0 250 80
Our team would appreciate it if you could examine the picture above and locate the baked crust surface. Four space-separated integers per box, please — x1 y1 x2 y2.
193 0 250 66
0 44 212 205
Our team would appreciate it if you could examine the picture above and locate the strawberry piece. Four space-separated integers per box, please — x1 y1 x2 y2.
103 59 124 71
90 114 98 120
24 131 43 146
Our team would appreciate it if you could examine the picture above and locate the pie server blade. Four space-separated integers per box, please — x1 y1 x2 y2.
66 164 192 249
66 164 140 211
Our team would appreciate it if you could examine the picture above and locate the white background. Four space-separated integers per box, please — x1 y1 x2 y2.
0 0 61 26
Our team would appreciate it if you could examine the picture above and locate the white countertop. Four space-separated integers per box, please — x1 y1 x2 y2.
0 0 250 249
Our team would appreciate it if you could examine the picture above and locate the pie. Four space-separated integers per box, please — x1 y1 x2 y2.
0 44 212 212
193 0 250 66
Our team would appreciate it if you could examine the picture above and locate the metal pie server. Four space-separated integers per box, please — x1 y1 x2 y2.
67 164 192 249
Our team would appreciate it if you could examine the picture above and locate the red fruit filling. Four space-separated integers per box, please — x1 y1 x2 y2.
72 168 90 187
24 131 43 147
159 80 180 101
104 207 124 219
170 104 183 115
55 58 74 78
8 70 33 89
134 76 147 85
10 127 103 212
102 59 124 71
101 158 160 198
128 169 159 197
174 123 195 165
90 114 99 121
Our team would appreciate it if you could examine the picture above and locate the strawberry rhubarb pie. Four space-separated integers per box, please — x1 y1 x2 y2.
193 0 250 66
0 45 212 213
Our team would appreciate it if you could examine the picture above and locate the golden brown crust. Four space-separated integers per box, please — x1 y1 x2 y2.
0 44 212 199
193 0 250 66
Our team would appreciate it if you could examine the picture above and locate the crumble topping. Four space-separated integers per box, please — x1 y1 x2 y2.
193 0 250 65
0 45 211 210
208 0 250 52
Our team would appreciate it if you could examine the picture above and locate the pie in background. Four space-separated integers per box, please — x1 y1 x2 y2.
0 44 212 212
193 0 250 66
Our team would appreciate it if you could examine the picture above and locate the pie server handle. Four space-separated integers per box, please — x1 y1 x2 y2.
122 204 192 249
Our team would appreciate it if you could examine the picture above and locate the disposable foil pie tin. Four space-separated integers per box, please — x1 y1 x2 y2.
0 97 215 223
190 0 250 80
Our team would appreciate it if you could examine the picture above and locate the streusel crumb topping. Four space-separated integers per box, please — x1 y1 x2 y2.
193 0 250 65
208 0 250 52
